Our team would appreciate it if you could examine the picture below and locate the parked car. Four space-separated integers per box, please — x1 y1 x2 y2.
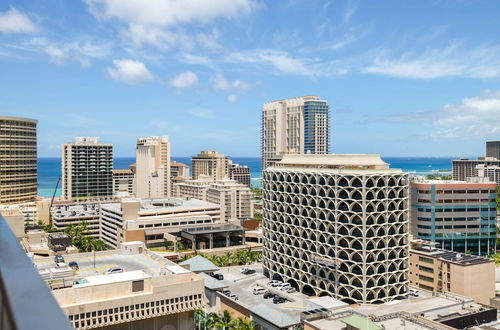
263 292 275 299
104 267 124 274
240 267 250 273
227 293 239 300
273 296 286 304
68 261 79 270
253 287 266 295
221 289 231 296
209 273 224 280
268 280 281 287
282 287 296 293
409 289 419 297
278 283 291 289
54 254 65 264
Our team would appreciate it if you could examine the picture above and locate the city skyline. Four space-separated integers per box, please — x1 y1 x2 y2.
1 1 500 157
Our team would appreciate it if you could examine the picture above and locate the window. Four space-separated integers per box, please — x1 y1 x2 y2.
419 274 434 282
418 256 434 264
418 265 434 273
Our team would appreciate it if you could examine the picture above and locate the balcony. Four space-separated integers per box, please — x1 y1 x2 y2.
0 215 73 330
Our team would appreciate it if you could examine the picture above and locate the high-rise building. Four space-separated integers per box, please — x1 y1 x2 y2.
261 96 329 169
486 141 500 159
452 157 500 183
135 136 171 199
410 177 496 255
62 137 113 200
262 154 409 303
0 116 38 204
228 160 251 187
476 164 500 184
191 150 229 181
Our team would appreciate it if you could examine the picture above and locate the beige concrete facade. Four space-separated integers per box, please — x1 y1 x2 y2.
262 96 329 169
112 168 135 197
135 136 171 199
227 159 251 187
0 116 37 204
409 240 495 305
452 157 500 184
62 137 113 201
191 150 229 181
1 208 24 237
100 198 221 248
262 154 409 303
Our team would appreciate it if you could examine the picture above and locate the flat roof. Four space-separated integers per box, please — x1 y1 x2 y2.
76 270 151 287
411 247 493 266
171 161 189 167
341 314 383 330
278 154 389 167
102 198 220 214
112 169 133 174
181 224 245 235
0 115 37 123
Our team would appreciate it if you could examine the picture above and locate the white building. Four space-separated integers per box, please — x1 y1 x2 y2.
262 96 330 169
135 136 171 199
112 168 135 197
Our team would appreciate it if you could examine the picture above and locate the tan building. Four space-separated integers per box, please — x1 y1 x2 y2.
112 168 134 197
228 160 251 187
262 96 329 169
135 136 171 199
174 177 253 222
191 150 229 181
62 137 113 201
170 161 189 180
409 240 495 305
0 208 24 237
35 242 205 330
100 198 221 248
452 157 500 184
52 203 100 238
0 116 38 204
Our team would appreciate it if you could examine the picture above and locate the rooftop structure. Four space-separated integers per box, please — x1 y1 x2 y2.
409 239 495 305
0 116 38 204
179 255 219 273
410 177 497 255
262 96 330 169
262 154 409 304
62 137 113 200
33 242 205 329
100 198 221 248
180 223 246 250
52 203 100 238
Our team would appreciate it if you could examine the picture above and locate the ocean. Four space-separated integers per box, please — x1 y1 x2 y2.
37 156 456 197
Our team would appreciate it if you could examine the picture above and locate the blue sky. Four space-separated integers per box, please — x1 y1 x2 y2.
1 0 500 157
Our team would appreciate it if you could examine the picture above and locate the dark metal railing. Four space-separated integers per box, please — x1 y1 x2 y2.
0 215 73 330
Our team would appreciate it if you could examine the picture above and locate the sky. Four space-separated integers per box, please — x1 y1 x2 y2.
1 0 500 158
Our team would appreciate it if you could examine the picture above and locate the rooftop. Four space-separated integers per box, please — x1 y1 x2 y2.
411 246 493 266
52 204 99 218
171 161 189 167
102 198 220 214
181 223 245 235
112 169 133 174
179 255 219 273
341 314 383 330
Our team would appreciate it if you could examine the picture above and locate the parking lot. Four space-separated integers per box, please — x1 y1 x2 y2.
34 251 167 279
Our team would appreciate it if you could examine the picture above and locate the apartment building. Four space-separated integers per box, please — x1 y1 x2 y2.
262 154 409 304
112 168 134 197
409 240 495 305
173 177 252 222
0 116 38 204
52 203 100 238
100 198 221 248
452 157 500 184
228 160 251 187
486 141 500 159
262 96 329 169
476 164 500 184
170 161 189 180
36 242 206 330
135 136 171 199
410 177 497 255
62 137 113 200
191 150 229 181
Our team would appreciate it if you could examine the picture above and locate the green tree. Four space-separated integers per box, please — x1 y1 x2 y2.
212 310 236 330
232 249 248 265
42 224 57 233
234 317 255 330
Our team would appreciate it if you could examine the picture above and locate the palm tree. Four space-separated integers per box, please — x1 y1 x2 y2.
235 317 255 330
208 255 220 267
222 251 233 266
212 310 236 330
233 249 248 265
205 312 220 329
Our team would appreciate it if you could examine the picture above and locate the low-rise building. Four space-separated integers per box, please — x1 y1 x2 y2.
52 203 100 238
409 239 495 305
100 198 221 248
112 168 135 197
410 177 497 255
34 242 206 330
228 160 251 187
170 161 189 180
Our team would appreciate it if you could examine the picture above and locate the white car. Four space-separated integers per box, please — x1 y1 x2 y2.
268 280 281 287
278 283 291 289
253 287 266 295
282 287 296 293
227 293 239 300
104 267 124 274
409 289 419 297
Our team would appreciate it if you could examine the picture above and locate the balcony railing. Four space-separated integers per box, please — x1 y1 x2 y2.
0 215 73 330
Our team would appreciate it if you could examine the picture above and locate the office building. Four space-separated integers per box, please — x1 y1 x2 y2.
112 168 134 197
486 141 500 159
62 137 113 200
409 240 495 305
228 160 251 187
452 157 500 184
174 177 253 222
262 96 329 169
191 150 229 181
0 116 38 204
34 242 205 330
100 198 221 248
410 177 496 255
135 136 171 199
262 154 409 304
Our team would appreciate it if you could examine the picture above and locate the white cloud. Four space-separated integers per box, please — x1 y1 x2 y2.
107 59 155 84
0 7 37 34
232 79 251 91
169 71 198 89
227 94 238 103
179 53 214 68
85 0 258 49
363 43 500 79
209 74 230 90
187 107 214 119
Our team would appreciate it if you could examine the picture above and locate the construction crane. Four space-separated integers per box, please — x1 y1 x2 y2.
48 177 61 224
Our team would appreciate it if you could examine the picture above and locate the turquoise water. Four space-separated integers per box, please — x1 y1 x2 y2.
38 156 456 197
